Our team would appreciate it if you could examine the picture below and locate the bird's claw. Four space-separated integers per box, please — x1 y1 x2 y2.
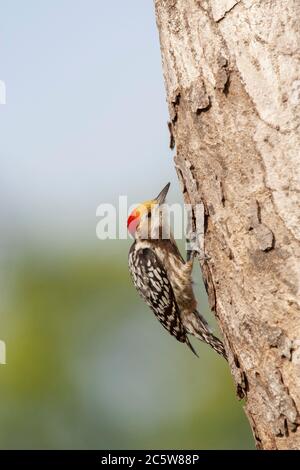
186 238 210 263
187 250 210 262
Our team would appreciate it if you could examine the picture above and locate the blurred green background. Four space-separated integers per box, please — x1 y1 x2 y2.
0 1 254 449
0 242 253 449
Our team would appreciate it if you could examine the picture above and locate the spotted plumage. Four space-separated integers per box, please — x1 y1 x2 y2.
129 245 198 353
127 183 227 359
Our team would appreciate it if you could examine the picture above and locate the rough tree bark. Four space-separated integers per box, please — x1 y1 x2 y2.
155 0 300 450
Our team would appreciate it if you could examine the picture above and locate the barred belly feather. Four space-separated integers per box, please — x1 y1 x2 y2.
128 239 226 359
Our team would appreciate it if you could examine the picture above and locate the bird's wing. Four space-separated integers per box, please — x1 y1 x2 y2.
129 246 187 343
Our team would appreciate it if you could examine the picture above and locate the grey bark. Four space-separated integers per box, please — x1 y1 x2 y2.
155 0 300 450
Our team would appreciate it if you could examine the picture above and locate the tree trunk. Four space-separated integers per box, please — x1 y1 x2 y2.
154 0 300 450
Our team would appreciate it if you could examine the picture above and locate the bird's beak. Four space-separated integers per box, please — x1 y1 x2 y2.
155 182 170 205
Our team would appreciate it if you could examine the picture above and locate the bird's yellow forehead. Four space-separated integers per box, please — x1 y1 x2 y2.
136 200 157 214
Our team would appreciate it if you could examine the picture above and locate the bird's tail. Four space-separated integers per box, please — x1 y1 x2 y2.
186 311 227 360
185 336 199 357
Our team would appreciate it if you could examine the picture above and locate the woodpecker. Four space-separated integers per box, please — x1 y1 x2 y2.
127 182 227 359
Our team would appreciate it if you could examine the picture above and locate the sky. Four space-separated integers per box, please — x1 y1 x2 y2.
0 1 181 248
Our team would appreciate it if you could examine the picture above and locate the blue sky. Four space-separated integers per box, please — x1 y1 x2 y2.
0 1 181 246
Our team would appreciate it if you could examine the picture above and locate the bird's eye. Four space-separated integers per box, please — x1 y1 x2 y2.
147 212 152 219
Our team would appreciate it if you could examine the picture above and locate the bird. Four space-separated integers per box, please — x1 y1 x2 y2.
127 182 227 359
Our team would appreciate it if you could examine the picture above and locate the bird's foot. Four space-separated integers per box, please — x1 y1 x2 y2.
186 237 210 262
